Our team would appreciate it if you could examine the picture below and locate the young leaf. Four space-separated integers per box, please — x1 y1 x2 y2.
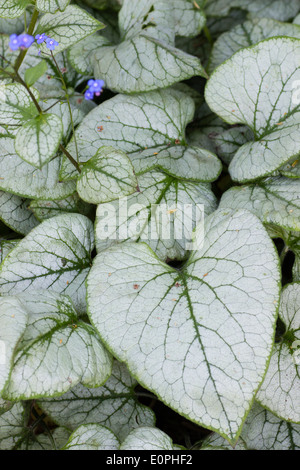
36 0 70 13
0 213 94 313
63 424 119 450
0 137 76 201
77 146 138 204
35 5 105 56
95 171 217 261
0 191 39 235
38 361 155 440
24 60 48 87
87 209 280 442
15 114 63 169
0 297 28 396
256 284 300 423
205 37 300 182
120 427 181 450
2 291 112 400
219 177 300 232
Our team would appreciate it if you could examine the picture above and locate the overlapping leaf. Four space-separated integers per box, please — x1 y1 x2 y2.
36 0 70 13
209 18 300 72
2 291 112 400
95 171 217 261
61 88 221 183
0 191 38 235
120 427 181 450
205 0 300 21
87 209 280 442
63 424 119 450
38 361 155 440
34 5 105 56
219 177 300 232
256 284 300 423
87 0 206 93
0 213 94 312
205 37 300 182
77 146 138 204
0 402 70 450
0 137 76 200
0 0 31 19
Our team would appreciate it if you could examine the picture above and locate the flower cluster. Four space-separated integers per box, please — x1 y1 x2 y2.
9 33 59 52
9 34 34 51
84 79 105 100
35 33 59 51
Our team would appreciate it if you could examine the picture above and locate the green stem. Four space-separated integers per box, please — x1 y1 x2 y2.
12 70 81 174
14 8 39 74
203 25 213 46
50 51 80 163
279 244 289 266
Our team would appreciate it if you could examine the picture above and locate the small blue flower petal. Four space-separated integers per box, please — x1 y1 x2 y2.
84 89 94 101
87 79 105 93
35 33 46 45
9 34 20 51
46 37 59 51
18 34 34 49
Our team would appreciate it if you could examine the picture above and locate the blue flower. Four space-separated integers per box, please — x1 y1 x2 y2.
9 34 20 51
46 37 59 51
84 89 94 101
18 34 34 49
35 33 46 45
87 79 105 94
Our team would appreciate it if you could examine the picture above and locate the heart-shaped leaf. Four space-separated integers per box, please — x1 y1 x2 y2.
77 146 138 204
87 209 280 442
0 137 76 200
61 88 221 183
0 213 94 312
15 114 63 169
2 290 112 400
90 0 207 93
205 37 300 182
